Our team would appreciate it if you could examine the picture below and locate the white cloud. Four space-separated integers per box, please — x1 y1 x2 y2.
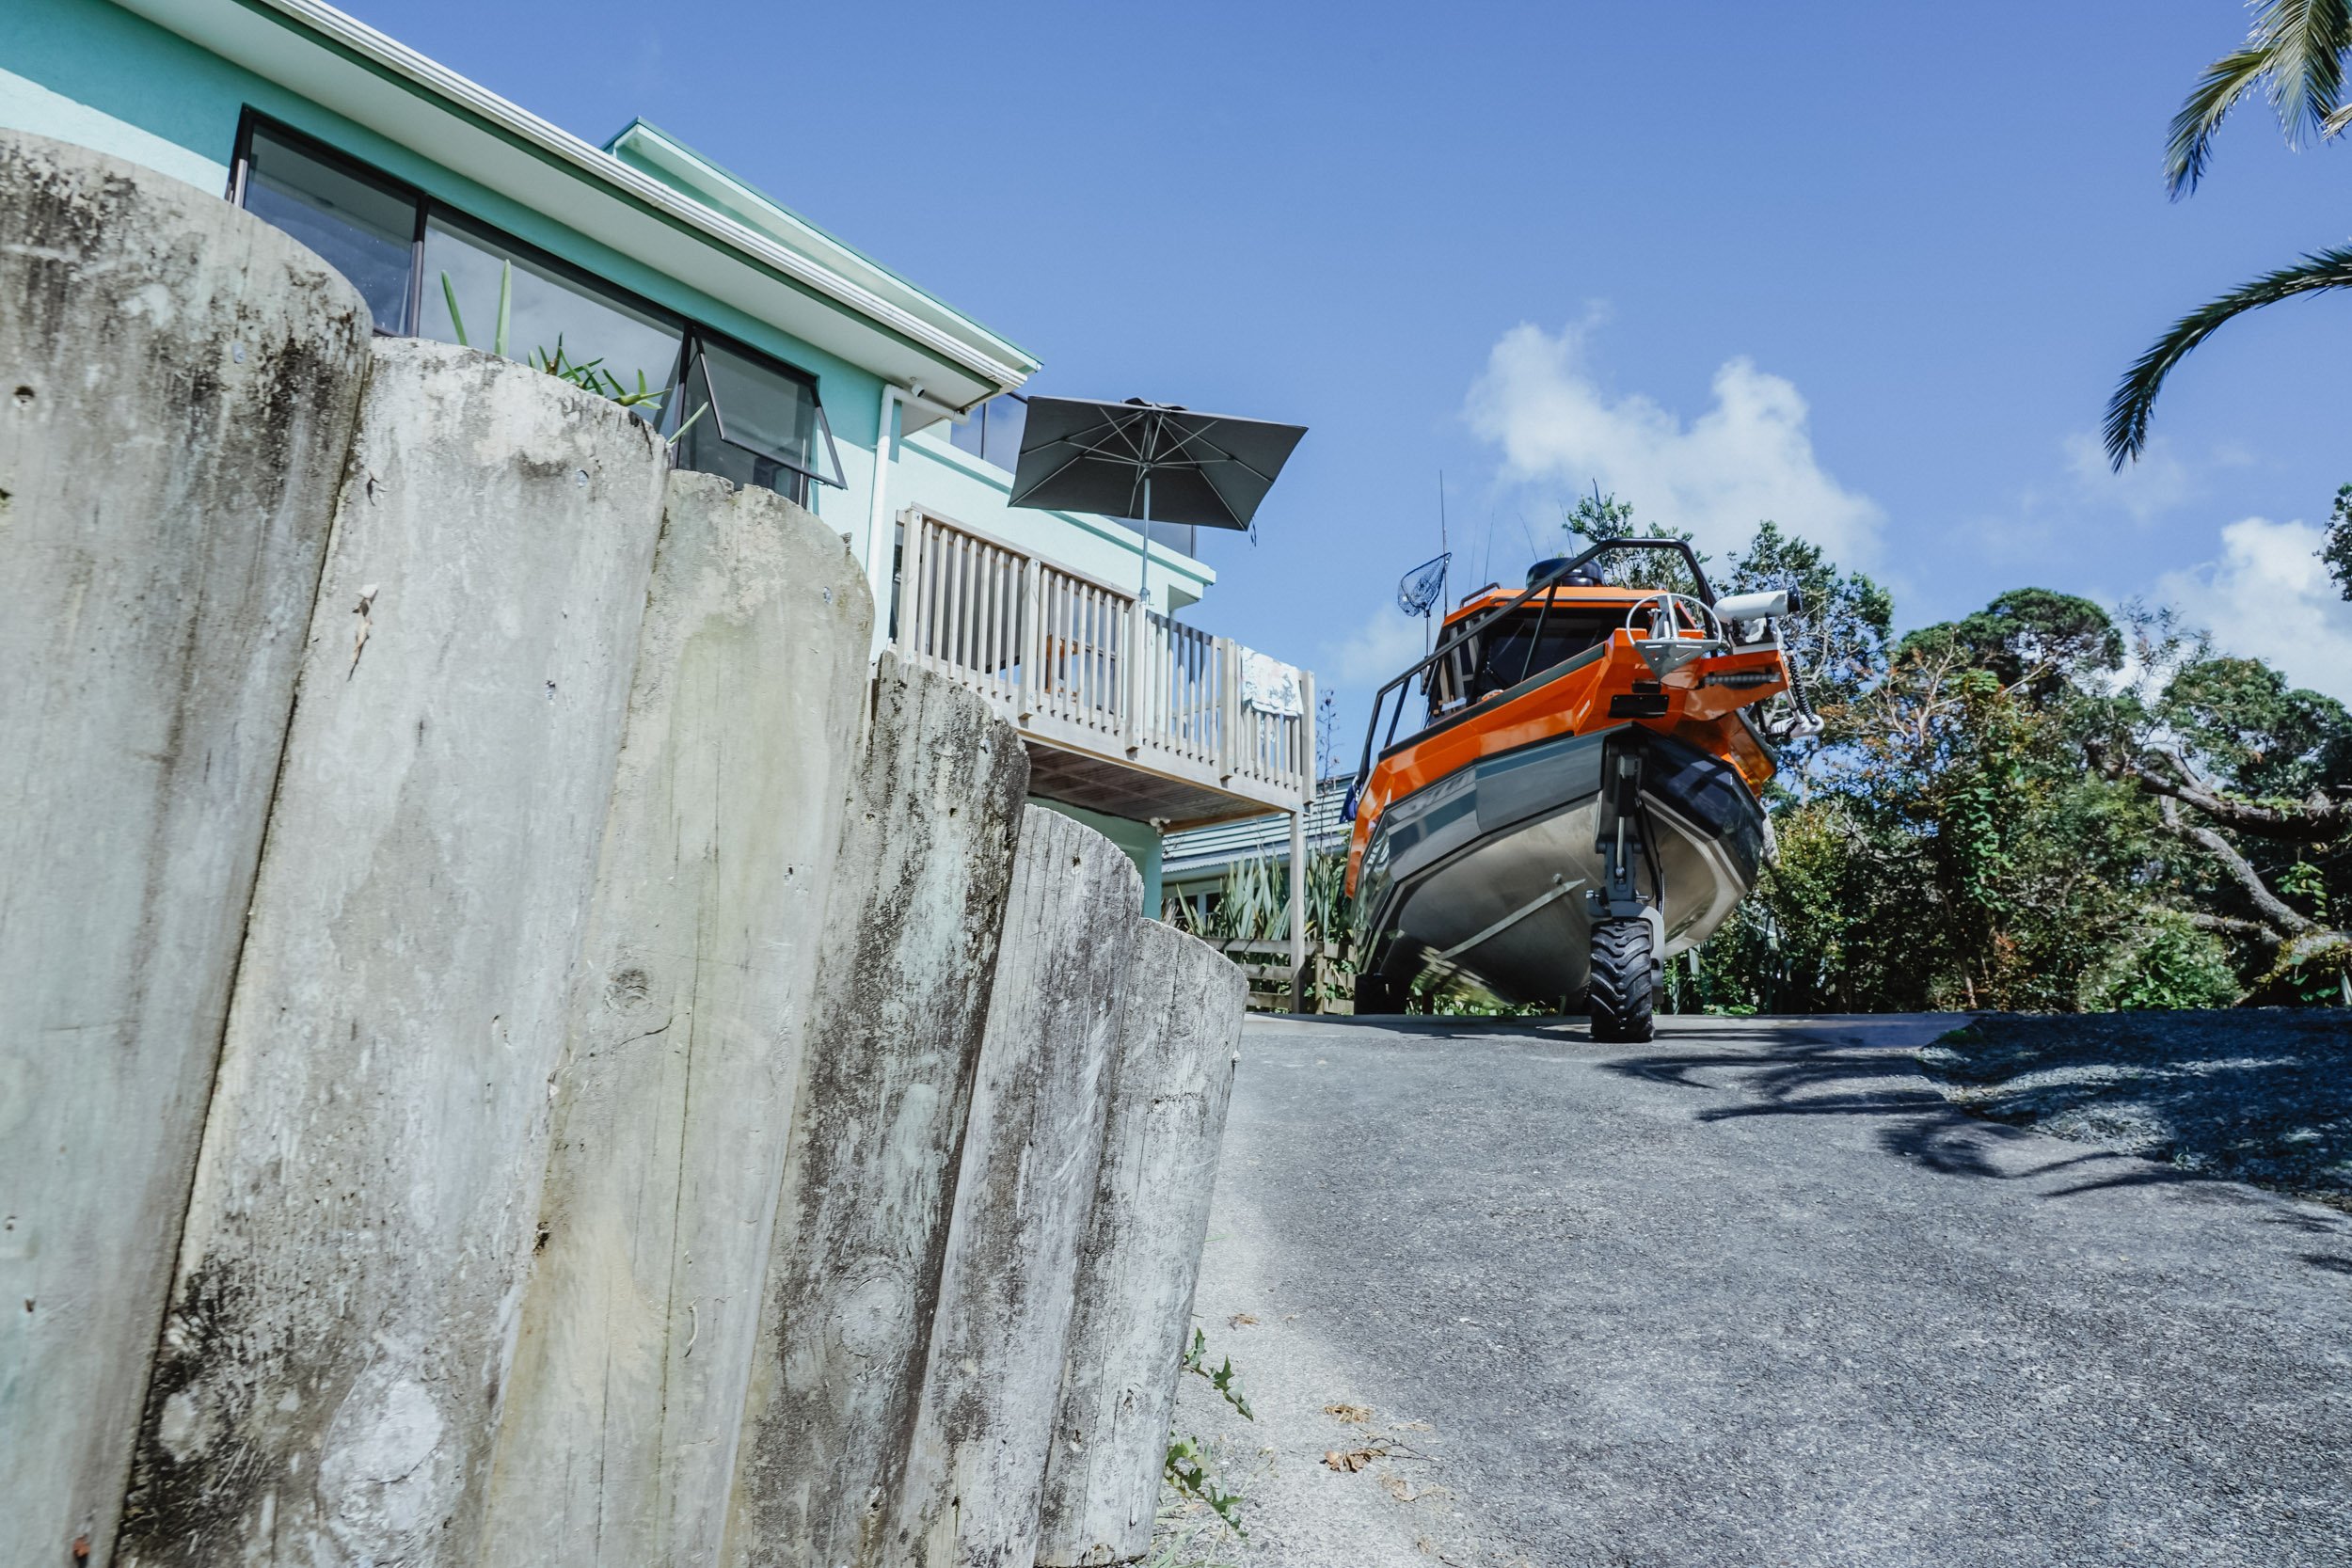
2155 516 2352 702
1464 319 1883 563
1325 602 1433 692
2060 432 2201 523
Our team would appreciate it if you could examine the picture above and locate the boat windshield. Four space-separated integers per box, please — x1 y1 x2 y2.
1423 607 1620 720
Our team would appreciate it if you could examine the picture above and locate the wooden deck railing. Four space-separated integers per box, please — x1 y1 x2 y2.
893 506 1315 817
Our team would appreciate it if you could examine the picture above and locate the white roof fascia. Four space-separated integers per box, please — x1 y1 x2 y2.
606 121 1033 380
118 0 1038 407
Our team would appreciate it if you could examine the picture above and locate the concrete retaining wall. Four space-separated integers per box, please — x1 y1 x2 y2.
722 658 1029 1568
891 808 1144 1567
0 131 372 1568
1036 923 1248 1566
115 339 671 1567
475 475 875 1567
0 131 1250 1568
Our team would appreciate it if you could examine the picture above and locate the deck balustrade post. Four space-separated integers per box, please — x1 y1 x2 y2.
1123 594 1147 756
1288 806 1309 1012
1218 639 1241 784
1018 554 1042 721
899 508 928 666
1299 669 1317 797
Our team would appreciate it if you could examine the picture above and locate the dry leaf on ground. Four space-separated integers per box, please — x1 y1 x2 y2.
1324 1402 1374 1424
1324 1446 1380 1472
1229 1312 1259 1327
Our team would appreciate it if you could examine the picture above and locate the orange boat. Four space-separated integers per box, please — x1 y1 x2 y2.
1343 540 1820 1039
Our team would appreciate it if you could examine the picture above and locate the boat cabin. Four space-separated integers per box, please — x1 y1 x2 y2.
1422 584 1710 723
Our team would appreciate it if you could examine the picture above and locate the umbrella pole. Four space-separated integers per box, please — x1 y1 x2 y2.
1138 471 1152 609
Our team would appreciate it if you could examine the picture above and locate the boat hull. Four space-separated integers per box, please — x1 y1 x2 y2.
1354 725 1768 1006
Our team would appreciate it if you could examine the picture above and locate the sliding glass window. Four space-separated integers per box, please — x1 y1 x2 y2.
418 214 684 407
227 114 844 509
948 391 1029 470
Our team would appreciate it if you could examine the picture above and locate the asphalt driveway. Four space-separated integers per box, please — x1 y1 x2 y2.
1164 1013 2352 1568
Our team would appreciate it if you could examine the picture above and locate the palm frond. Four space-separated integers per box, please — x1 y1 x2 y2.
2164 2 2352 195
2165 46 2273 197
2104 242 2352 467
2254 0 2352 147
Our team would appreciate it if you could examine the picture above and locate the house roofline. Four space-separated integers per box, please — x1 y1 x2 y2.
119 0 1041 403
603 119 1039 375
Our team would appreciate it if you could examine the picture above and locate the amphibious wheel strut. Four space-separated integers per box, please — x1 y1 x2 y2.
1588 916 1657 1043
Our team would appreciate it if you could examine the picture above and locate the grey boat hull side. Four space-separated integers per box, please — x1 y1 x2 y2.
1356 726 1768 1006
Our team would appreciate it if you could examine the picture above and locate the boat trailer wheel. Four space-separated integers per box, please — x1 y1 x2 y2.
1588 916 1658 1044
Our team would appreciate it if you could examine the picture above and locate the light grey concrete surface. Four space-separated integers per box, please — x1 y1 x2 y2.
478 475 875 1567
1170 1013 2352 1568
1039 922 1248 1567
116 340 670 1567
723 660 1029 1568
0 131 371 1568
894 809 1143 1568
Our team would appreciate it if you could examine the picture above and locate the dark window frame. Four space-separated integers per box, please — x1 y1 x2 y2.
230 108 429 335
226 110 843 502
675 324 840 499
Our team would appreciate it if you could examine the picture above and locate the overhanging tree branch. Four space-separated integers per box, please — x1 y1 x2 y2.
2154 798 2316 935
2089 739 2352 841
2180 909 2284 944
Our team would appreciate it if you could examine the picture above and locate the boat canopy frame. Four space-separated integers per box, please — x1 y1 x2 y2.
1346 538 1718 816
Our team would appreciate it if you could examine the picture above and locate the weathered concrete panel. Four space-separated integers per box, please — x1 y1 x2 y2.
890 808 1142 1567
114 339 670 1566
0 132 370 1567
723 659 1028 1568
1036 923 1247 1566
475 473 874 1567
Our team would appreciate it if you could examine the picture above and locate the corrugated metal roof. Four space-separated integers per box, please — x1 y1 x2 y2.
1162 780 1352 882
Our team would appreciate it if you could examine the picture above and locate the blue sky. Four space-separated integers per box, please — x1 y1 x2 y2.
357 0 2351 716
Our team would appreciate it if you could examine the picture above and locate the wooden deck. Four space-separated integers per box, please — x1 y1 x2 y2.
892 505 1316 830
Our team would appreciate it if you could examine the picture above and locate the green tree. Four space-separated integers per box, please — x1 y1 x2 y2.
1722 521 1895 717
1896 589 2124 704
2089 645 2352 1002
1560 490 1708 596
2159 654 2352 798
2324 482 2352 599
1697 589 2142 1013
2078 910 2243 1010
1719 521 1895 786
2106 2 2352 466
1845 641 2138 1010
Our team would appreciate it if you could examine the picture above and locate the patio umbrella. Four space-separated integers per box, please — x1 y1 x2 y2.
1006 396 1307 606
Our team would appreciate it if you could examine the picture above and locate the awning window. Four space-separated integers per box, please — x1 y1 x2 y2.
674 334 845 495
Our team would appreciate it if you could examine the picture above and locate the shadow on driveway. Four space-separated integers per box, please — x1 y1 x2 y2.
1595 1010 2352 1232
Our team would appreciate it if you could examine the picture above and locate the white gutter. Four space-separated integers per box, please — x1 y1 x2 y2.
129 0 1035 395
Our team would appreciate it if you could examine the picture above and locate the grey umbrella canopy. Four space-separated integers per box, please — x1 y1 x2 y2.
1007 396 1307 602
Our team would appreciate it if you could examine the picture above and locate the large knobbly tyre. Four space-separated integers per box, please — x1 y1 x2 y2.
1588 917 1656 1043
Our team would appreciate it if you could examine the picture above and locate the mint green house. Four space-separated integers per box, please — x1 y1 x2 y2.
4 0 1318 914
